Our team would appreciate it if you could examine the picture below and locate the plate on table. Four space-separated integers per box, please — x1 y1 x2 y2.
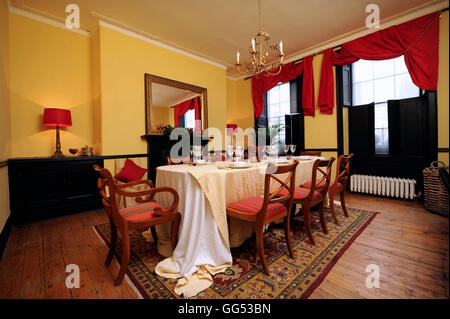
229 162 252 169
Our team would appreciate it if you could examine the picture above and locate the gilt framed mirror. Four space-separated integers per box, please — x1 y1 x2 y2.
144 74 208 135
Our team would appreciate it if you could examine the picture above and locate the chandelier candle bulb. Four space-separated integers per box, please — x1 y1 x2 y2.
236 51 240 65
280 41 283 54
252 38 256 52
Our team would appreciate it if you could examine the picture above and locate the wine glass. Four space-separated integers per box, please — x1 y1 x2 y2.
226 145 234 162
69 148 78 157
290 144 296 155
235 146 244 162
190 146 194 162
193 145 202 162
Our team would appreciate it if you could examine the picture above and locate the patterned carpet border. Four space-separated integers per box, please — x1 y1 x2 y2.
94 205 378 299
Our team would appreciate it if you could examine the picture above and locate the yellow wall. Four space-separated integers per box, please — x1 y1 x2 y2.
227 78 254 131
151 106 171 127
438 11 449 166
91 29 102 155
97 25 227 157
9 13 94 158
0 0 10 232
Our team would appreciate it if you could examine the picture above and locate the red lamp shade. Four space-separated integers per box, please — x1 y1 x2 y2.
43 108 72 127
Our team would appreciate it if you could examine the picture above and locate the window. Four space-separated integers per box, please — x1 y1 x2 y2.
184 109 195 129
352 56 420 154
267 82 291 145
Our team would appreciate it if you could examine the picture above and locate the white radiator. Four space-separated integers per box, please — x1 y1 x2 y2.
350 174 416 199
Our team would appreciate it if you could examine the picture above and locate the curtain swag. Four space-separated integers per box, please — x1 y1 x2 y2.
318 12 440 114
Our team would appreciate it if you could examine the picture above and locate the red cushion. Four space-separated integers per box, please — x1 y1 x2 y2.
302 181 345 192
302 180 326 188
119 202 164 222
226 197 287 219
278 187 322 201
114 159 147 183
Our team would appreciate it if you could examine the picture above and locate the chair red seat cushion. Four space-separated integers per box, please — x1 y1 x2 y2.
115 159 148 183
302 180 326 188
226 197 287 219
278 187 322 201
119 202 164 222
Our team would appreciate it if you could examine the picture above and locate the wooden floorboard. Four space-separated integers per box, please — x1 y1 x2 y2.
0 193 447 299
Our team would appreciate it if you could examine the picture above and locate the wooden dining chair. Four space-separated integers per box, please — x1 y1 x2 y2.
93 165 181 286
301 154 353 225
328 154 353 224
226 160 299 275
300 151 322 157
280 158 335 245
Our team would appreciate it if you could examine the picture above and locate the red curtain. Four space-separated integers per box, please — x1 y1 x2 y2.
318 12 440 114
252 56 315 118
173 96 201 130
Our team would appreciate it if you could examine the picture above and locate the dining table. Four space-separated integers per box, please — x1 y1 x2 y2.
145 156 324 297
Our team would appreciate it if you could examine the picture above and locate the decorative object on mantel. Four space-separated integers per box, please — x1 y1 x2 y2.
235 0 284 77
79 145 94 156
43 108 72 158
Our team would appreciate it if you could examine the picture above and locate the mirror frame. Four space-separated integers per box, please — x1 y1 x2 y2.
144 73 208 135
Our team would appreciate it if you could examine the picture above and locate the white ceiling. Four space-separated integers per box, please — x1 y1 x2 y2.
10 0 448 77
152 82 198 107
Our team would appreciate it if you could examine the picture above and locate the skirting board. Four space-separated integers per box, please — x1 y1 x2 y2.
0 216 12 260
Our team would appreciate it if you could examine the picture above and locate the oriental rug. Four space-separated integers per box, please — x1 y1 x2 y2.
94 205 377 299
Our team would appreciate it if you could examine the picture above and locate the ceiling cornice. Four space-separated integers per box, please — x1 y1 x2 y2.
7 0 91 37
98 20 227 70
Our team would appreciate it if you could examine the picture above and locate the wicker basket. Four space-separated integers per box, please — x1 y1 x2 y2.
423 161 449 216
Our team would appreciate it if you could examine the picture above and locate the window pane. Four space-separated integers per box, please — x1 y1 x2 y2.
184 109 195 129
395 73 420 99
268 86 279 104
374 76 395 103
279 82 290 102
353 81 373 105
280 101 290 115
352 59 373 83
374 102 389 155
373 59 395 79
267 82 290 148
394 56 408 74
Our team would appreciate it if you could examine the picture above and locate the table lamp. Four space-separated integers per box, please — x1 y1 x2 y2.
43 108 72 158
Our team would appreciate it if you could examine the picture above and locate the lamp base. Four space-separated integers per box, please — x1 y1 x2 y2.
52 149 65 159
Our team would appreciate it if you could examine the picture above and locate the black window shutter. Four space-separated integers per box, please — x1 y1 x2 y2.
348 103 375 173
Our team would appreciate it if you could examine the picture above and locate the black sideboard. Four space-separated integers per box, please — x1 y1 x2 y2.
8 156 104 225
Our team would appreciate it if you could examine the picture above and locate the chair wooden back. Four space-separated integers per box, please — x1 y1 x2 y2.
93 165 121 220
258 160 299 222
307 157 335 200
300 151 322 157
334 154 353 188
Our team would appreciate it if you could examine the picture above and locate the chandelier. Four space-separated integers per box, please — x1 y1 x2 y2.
235 0 284 78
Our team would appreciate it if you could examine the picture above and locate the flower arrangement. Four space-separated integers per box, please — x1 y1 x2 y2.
156 124 165 132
